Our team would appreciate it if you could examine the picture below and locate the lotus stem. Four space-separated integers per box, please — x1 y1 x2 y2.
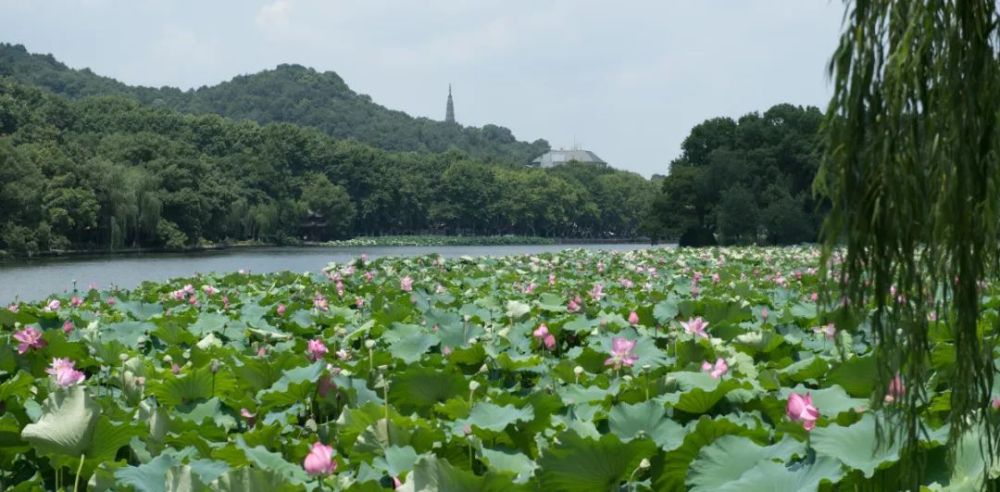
73 453 85 492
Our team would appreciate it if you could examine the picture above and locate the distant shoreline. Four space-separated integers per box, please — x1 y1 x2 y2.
0 235 655 263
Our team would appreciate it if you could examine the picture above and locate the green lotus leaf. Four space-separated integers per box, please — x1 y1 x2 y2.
663 372 743 414
810 413 900 478
388 367 465 415
687 435 805 491
826 355 877 397
480 447 537 483
712 456 843 492
538 431 656 492
21 386 100 457
652 415 769 491
398 454 529 492
388 332 439 364
255 361 325 408
608 400 685 451
778 384 867 417
114 453 177 492
464 402 534 432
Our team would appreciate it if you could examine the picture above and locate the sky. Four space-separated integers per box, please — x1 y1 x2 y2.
0 0 844 177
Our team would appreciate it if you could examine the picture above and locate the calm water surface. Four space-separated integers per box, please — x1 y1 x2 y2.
0 243 664 304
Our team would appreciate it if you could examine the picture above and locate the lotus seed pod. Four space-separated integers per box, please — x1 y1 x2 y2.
573 366 584 376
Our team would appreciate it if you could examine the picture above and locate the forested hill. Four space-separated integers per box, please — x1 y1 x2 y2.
0 80 655 256
0 43 549 163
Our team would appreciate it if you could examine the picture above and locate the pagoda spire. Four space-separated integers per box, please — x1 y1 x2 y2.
445 84 456 124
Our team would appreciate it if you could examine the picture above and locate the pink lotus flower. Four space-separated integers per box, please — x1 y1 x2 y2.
681 317 709 338
318 374 336 397
548 274 556 286
365 271 374 282
628 311 640 326
761 307 769 320
604 337 638 369
885 373 905 403
307 339 328 361
70 296 82 307
786 392 820 431
589 283 604 301
355 297 364 308
701 358 729 379
313 294 328 311
13 327 45 353
992 398 1000 410
532 324 556 350
400 276 414 292
188 296 198 305
106 297 117 306
62 320 74 335
814 323 836 340
276 304 286 316
171 363 181 375
711 273 721 283
258 346 268 357
303 442 337 476
336 281 345 297
567 297 582 313
241 408 256 427
46 299 61 311
690 284 700 298
6 303 18 313
202 285 218 295
47 358 85 387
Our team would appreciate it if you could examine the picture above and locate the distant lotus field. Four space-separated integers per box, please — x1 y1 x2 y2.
0 247 995 490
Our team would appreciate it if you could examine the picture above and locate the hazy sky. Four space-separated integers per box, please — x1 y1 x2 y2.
0 0 844 177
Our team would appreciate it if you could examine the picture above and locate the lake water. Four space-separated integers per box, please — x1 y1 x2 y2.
0 243 663 304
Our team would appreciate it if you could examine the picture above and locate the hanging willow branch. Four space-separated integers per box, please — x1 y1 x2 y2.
816 0 1000 486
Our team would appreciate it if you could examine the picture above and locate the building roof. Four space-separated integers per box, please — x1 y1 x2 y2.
530 149 607 168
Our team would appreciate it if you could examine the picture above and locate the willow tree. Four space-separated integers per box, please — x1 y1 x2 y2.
816 0 1000 483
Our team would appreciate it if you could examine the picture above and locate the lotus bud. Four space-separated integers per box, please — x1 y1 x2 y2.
119 353 129 363
478 364 488 374
574 366 584 376
639 458 651 470
365 339 376 349
210 359 220 374
163 355 173 363
469 380 480 392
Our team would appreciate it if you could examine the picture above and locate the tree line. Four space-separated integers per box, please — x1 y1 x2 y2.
0 43 549 164
0 80 656 255
644 103 825 246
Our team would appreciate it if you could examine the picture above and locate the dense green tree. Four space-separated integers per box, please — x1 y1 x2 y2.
0 79 656 254
649 104 823 245
299 174 355 240
0 43 549 164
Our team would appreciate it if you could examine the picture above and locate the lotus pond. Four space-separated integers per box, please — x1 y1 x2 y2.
0 247 995 490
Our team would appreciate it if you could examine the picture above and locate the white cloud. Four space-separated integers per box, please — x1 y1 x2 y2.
256 0 292 30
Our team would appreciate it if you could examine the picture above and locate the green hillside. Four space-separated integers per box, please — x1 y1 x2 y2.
0 43 549 163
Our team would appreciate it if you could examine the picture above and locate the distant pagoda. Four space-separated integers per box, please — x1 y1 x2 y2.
445 84 456 124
